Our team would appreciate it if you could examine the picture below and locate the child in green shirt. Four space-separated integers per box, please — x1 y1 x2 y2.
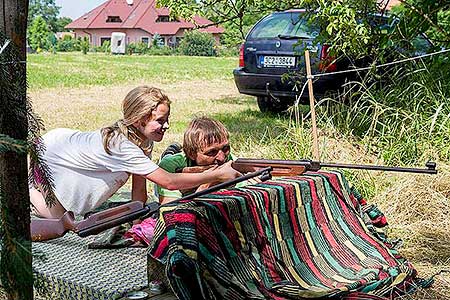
156 117 236 204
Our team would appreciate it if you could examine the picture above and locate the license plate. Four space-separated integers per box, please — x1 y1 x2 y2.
260 56 296 67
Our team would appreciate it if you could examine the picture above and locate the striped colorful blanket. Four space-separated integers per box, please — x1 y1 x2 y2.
148 171 424 300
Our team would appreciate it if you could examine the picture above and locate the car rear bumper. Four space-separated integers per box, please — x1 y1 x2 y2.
233 68 345 99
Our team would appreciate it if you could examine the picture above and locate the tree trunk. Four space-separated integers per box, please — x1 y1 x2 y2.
0 1 32 300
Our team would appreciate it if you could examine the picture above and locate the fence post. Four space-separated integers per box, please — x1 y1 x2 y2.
305 50 320 160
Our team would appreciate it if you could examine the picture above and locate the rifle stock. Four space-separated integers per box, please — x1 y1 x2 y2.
31 201 149 242
31 211 76 242
31 167 273 242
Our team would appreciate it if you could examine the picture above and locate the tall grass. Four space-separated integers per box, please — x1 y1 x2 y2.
317 57 450 165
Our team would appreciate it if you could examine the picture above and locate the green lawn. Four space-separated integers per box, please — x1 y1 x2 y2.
27 52 238 90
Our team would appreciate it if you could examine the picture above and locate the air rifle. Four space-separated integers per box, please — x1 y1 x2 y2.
231 158 438 176
31 167 273 242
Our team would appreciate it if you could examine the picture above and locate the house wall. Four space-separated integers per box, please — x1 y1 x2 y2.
72 28 222 47
172 29 221 45
73 28 153 47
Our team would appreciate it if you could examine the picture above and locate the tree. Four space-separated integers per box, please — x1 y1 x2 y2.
28 0 60 33
28 15 51 51
157 0 304 40
0 0 33 299
54 16 72 33
158 0 449 61
394 0 450 48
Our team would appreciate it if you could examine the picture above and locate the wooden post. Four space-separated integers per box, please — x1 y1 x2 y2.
304 50 320 160
0 1 33 300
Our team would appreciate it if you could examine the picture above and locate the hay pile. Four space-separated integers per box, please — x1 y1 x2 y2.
373 164 450 263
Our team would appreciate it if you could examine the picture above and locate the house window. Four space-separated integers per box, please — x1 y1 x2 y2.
141 37 150 46
106 16 122 23
156 16 178 22
100 37 111 46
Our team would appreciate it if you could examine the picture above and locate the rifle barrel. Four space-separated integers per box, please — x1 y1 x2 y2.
234 158 437 175
320 162 437 174
179 167 273 201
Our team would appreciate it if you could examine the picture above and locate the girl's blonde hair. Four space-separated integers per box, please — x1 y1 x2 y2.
101 86 171 155
183 116 229 160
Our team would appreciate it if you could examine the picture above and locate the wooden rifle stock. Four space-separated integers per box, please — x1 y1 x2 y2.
31 167 273 242
231 158 438 175
31 201 154 242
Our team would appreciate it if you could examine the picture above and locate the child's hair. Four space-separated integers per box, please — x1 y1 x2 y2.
183 116 229 159
101 86 171 154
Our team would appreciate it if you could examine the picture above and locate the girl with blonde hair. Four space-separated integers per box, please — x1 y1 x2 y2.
30 86 241 218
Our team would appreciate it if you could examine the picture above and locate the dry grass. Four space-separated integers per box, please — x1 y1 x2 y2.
375 166 450 262
29 79 245 155
368 168 450 299
27 80 450 299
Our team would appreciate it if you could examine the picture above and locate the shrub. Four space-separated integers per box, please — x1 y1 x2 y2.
126 43 177 56
152 33 164 47
178 30 216 56
28 16 51 51
80 37 89 54
56 35 81 52
146 46 177 56
127 42 149 54
101 40 111 53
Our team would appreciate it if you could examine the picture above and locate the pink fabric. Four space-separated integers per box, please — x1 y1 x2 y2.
124 217 157 246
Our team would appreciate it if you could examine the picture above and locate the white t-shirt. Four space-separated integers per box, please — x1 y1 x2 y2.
40 128 158 215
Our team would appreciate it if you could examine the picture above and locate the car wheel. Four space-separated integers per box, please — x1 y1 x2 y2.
256 96 291 113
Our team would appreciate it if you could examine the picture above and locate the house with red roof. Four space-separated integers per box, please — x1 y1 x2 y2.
65 0 224 48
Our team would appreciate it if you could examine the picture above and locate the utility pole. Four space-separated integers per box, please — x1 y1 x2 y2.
0 0 33 299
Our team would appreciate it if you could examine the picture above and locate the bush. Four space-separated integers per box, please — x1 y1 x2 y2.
126 42 177 56
56 36 81 52
127 42 150 54
80 37 89 54
178 30 216 56
152 33 164 48
146 46 177 56
216 45 240 57
100 41 111 53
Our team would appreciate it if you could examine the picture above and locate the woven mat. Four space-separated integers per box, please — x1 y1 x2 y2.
33 232 148 300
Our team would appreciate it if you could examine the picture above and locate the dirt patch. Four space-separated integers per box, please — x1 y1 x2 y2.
28 79 251 159
29 80 241 131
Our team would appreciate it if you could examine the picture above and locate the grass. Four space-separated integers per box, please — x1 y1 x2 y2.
27 52 237 90
317 59 450 165
23 52 450 299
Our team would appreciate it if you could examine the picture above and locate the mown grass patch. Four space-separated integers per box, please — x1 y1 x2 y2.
27 52 237 90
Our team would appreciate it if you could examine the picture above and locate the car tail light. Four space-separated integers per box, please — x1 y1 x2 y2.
239 44 245 68
319 45 337 72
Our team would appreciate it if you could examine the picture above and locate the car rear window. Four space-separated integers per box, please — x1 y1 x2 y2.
248 12 319 40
